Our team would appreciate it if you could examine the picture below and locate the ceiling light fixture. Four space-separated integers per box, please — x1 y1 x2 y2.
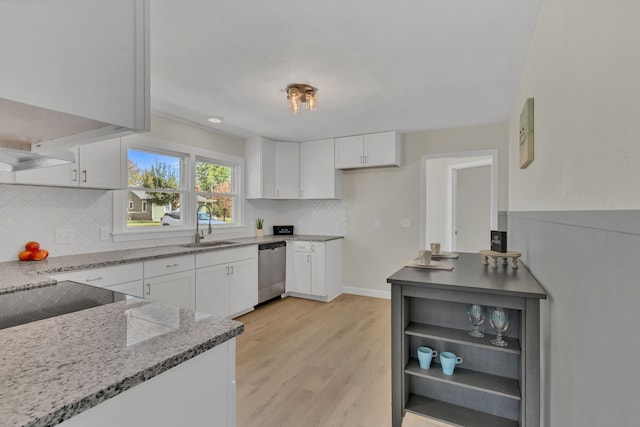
286 83 317 114
207 116 223 123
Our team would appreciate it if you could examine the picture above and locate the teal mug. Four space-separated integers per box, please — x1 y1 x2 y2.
440 351 463 375
417 347 438 369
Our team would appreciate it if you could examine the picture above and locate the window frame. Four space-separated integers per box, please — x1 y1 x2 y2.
194 156 239 225
112 134 245 242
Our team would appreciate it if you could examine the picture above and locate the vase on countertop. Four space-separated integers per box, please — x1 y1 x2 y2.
256 229 264 237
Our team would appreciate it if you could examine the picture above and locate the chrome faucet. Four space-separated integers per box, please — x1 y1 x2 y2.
195 204 213 243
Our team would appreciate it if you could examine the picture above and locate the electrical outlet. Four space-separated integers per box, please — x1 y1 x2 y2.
401 218 411 228
54 228 74 244
100 227 111 241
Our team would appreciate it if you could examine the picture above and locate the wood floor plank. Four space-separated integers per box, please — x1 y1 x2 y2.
235 294 451 427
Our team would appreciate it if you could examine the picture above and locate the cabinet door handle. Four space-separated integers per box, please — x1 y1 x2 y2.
360 155 364 164
230 266 234 275
225 266 230 276
262 188 265 196
72 169 78 182
166 263 179 268
146 283 151 296
82 170 87 182
307 254 310 262
85 277 103 282
364 155 368 164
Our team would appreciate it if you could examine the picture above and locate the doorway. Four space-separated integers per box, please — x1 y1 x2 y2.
420 150 498 252
452 163 492 252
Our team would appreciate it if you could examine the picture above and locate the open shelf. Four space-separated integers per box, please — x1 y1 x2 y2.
405 358 521 400
405 322 521 354
406 394 519 427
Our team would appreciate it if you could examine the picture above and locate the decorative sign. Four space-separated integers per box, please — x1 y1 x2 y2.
519 97 534 169
491 230 508 253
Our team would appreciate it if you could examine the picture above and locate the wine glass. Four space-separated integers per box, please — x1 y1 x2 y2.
490 307 510 347
467 304 485 338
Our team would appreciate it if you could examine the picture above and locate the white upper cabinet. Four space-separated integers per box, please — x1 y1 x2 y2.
77 138 126 189
274 141 299 199
14 138 125 189
0 0 149 149
245 137 275 199
245 137 299 199
335 131 401 169
300 139 342 199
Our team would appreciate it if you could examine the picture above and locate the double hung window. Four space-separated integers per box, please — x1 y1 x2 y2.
195 159 237 225
126 148 186 228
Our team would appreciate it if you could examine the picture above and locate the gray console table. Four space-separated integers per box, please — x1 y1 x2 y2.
388 253 547 427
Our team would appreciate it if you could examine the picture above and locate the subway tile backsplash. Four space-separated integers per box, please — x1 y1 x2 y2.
0 184 347 263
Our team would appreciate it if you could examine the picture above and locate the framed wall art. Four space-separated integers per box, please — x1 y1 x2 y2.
519 97 534 169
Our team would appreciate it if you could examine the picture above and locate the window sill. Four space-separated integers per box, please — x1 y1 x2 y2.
112 225 248 242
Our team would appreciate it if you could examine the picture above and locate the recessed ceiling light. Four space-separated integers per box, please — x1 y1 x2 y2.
207 116 223 123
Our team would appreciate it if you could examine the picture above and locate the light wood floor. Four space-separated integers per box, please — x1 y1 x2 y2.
235 294 450 427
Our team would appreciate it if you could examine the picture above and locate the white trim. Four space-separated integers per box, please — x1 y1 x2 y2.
114 134 245 239
342 286 391 300
420 149 499 250
112 224 248 242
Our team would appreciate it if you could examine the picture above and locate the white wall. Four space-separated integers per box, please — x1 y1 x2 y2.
507 0 640 425
0 114 348 262
0 114 248 262
342 123 508 295
508 0 640 210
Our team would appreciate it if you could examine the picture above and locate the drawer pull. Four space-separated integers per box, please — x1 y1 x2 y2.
166 263 179 268
85 277 103 282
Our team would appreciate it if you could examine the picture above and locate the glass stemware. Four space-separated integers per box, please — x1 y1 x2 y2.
467 304 485 338
490 307 510 347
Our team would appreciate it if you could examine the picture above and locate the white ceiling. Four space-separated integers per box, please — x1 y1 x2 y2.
150 0 543 142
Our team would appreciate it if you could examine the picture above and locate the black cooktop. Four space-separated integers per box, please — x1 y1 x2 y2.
0 281 129 330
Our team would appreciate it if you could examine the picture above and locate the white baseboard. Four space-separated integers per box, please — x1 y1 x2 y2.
342 286 391 300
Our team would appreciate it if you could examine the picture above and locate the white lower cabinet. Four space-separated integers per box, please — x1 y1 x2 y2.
196 246 258 318
59 338 236 427
195 263 228 318
50 262 144 297
144 270 196 311
143 255 196 310
287 239 343 301
291 248 312 294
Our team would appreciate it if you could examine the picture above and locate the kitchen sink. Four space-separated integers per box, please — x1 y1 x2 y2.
179 241 238 248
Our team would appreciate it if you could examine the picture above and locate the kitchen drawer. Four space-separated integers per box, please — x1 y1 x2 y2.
196 246 257 269
144 255 194 278
291 241 311 252
51 262 143 288
105 280 144 298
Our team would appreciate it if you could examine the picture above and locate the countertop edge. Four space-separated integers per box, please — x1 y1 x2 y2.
28 323 244 427
0 234 344 295
387 277 547 300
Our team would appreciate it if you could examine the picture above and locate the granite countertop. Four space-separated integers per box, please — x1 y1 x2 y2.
0 294 243 427
0 234 343 295
0 233 341 426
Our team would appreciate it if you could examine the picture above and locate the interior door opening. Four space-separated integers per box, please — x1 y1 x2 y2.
420 150 498 252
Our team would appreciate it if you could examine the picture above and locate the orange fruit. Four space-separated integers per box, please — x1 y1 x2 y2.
25 241 40 251
18 250 33 261
32 249 49 261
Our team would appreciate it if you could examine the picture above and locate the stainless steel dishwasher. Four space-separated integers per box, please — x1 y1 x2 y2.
258 241 286 304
